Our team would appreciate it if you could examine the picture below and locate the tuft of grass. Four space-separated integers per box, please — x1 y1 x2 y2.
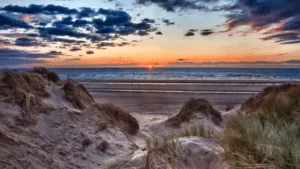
148 124 217 168
152 124 216 151
222 116 300 169
63 79 94 109
30 67 60 83
242 84 300 120
0 70 51 125
103 155 131 169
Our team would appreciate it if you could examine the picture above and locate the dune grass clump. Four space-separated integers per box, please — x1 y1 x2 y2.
223 83 300 169
0 70 50 124
30 67 60 83
222 116 300 169
241 84 300 119
152 124 216 151
148 124 217 168
166 98 222 128
92 103 140 135
63 79 94 109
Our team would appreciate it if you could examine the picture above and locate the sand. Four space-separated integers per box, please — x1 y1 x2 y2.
81 80 289 114
1 77 297 169
80 80 293 135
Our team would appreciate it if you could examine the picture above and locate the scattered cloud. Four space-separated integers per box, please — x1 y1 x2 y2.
137 0 219 11
3 4 78 15
162 19 175 26
70 46 82 51
47 51 63 55
86 50 94 54
0 48 56 67
222 0 300 44
156 31 163 35
0 4 157 48
0 13 32 29
185 31 195 36
97 42 130 48
177 58 186 62
201 29 214 36
142 18 155 23
15 37 46 47
64 58 81 61
168 60 300 67
137 30 149 36
0 48 57 58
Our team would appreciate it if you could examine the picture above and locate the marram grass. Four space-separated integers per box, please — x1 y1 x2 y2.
222 116 300 169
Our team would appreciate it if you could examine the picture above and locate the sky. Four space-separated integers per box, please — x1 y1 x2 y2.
0 0 299 68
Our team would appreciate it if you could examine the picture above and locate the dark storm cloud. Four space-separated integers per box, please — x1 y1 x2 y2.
3 4 78 15
137 0 218 11
223 0 300 44
201 29 214 36
162 19 175 26
0 14 32 29
15 37 46 47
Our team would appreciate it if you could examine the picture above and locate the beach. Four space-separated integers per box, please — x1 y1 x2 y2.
81 80 295 114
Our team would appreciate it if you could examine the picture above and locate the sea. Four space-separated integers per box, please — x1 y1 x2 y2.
15 68 300 81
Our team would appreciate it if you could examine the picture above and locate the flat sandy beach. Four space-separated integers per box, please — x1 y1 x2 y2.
81 80 298 115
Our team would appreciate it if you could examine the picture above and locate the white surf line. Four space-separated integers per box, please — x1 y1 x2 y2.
87 88 258 94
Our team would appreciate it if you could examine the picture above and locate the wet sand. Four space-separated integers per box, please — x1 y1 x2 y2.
81 80 296 115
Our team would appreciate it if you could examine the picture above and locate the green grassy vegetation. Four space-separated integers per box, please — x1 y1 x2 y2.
148 124 217 168
257 85 300 122
222 84 300 169
222 116 300 169
152 124 216 151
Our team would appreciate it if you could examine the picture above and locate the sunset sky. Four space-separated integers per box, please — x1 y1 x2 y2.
0 0 299 68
